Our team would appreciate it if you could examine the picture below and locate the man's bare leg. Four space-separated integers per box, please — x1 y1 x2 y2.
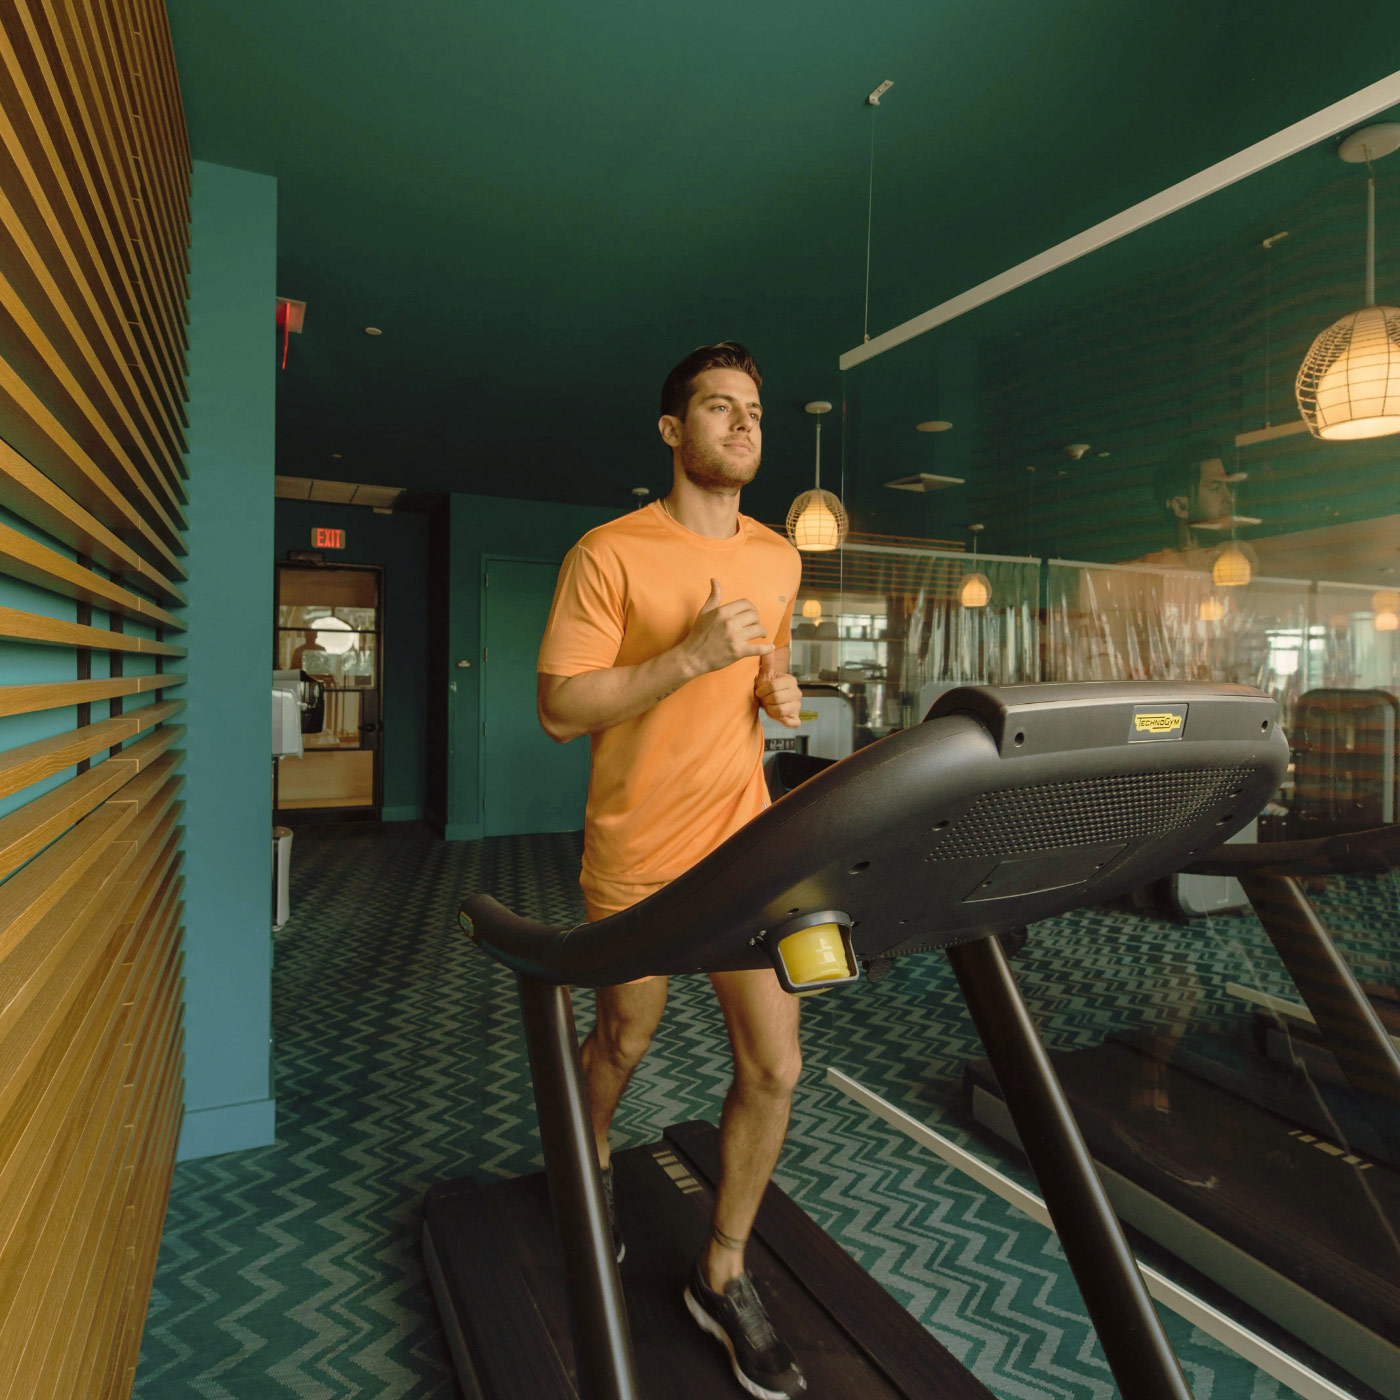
579 978 669 1168
705 967 802 1288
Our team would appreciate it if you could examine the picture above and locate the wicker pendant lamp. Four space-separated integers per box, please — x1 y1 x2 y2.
959 524 991 608
1296 124 1400 441
1212 543 1252 588
787 401 848 553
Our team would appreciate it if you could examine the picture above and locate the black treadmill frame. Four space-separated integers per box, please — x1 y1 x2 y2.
512 939 1192 1400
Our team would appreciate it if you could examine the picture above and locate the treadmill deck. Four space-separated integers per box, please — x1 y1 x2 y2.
423 1120 991 1400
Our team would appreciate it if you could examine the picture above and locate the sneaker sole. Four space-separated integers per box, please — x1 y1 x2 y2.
682 1286 799 1400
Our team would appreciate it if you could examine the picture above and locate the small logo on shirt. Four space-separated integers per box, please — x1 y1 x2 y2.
778 595 787 602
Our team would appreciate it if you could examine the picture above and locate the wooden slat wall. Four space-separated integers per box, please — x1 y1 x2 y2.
0 3 190 1397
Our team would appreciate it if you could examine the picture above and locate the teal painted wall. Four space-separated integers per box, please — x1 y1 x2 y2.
178 160 278 1161
273 499 432 820
439 494 616 839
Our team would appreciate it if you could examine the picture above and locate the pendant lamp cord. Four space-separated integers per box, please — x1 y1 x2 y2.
863 108 877 344
1366 163 1376 306
1263 242 1272 426
814 417 822 491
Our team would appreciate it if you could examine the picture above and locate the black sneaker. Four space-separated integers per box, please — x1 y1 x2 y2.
600 1165 624 1263
684 1254 806 1399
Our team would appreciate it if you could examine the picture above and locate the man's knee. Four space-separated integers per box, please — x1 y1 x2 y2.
734 1045 802 1098
594 1015 656 1069
590 997 663 1069
588 980 666 1070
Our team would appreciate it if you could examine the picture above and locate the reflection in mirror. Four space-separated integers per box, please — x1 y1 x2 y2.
804 101 1400 1398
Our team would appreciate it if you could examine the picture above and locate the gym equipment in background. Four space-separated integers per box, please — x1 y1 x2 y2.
1290 688 1398 836
759 682 854 761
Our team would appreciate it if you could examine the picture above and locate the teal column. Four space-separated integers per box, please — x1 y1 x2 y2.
177 160 278 1160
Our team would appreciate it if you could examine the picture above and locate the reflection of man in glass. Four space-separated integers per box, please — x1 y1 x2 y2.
289 628 318 670
289 629 333 681
287 630 327 677
1143 457 1238 562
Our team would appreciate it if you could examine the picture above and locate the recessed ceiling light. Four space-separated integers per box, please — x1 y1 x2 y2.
884 473 966 492
915 420 952 433
364 326 382 336
331 452 342 459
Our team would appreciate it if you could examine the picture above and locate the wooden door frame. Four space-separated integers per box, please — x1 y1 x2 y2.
274 559 386 821
478 554 565 836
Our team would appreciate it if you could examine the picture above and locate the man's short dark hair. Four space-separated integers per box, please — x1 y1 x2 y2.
1151 460 1201 527
659 342 763 420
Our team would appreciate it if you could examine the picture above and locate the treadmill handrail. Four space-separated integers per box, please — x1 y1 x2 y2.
461 682 1289 988
1182 822 1400 876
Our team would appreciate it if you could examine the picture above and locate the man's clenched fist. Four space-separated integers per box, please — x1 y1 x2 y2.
755 650 802 729
682 578 775 676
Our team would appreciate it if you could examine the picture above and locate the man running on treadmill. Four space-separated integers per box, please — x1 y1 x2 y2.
536 341 807 1399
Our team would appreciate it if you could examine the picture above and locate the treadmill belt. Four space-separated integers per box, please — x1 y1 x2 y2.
423 1120 991 1400
1111 1027 1398 1167
966 1044 1400 1341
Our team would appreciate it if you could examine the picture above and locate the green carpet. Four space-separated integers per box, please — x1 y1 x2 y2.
133 822 1395 1399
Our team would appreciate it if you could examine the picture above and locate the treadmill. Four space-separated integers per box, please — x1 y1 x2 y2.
969 824 1400 1399
423 681 1289 1400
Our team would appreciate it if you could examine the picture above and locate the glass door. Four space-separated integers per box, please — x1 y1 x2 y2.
274 563 383 817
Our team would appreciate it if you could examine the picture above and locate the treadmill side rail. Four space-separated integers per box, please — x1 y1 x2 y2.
947 935 1194 1400
518 975 640 1400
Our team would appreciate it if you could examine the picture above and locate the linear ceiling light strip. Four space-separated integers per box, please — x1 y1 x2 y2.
839 69 1400 371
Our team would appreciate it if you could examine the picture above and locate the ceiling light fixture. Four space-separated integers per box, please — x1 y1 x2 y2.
1212 543 1252 587
884 473 965 492
787 402 847 552
959 524 991 608
364 326 383 336
1296 123 1400 440
886 419 964 491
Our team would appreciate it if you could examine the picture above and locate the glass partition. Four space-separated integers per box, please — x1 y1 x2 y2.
790 542 1039 742
806 99 1400 1398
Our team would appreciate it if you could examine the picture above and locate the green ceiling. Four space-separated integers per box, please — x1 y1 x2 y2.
166 0 1400 524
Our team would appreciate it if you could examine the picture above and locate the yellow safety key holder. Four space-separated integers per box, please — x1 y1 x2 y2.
765 911 859 995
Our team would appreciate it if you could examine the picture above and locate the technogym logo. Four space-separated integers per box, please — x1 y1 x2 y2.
1129 706 1187 741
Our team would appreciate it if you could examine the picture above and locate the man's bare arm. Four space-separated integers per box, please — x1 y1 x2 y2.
539 578 773 742
538 653 693 741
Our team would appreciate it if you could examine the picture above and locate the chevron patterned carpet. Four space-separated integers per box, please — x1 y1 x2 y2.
133 823 1397 1400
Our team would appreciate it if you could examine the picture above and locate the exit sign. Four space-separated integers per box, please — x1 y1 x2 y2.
311 527 346 549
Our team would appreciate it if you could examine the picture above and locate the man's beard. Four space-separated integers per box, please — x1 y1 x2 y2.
679 435 761 493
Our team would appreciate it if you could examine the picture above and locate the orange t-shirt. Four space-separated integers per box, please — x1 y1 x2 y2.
537 502 801 916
